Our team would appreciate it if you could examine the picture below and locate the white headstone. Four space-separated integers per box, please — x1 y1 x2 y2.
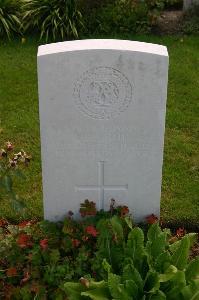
37 39 169 222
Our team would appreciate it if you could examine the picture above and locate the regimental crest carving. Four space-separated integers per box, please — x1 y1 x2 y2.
74 67 133 119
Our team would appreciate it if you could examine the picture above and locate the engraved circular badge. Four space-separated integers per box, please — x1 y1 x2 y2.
74 67 132 119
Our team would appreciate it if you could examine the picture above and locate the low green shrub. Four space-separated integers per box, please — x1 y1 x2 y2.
22 0 83 41
0 0 186 41
80 0 185 36
0 200 198 299
0 0 22 39
81 0 151 36
64 221 199 299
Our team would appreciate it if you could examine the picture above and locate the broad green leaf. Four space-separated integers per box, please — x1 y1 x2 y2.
124 216 133 230
144 270 160 293
170 234 197 254
181 279 199 300
186 258 199 282
64 282 86 300
108 273 121 298
146 231 168 260
82 287 110 300
125 279 139 298
149 290 166 300
166 271 186 299
50 249 60 264
147 223 162 242
126 227 145 264
20 286 32 299
146 224 168 262
165 290 182 300
107 273 132 299
110 216 124 242
154 252 171 273
122 263 143 292
89 280 109 289
186 233 198 248
172 270 186 285
158 265 178 282
170 240 181 253
102 259 111 273
171 235 191 270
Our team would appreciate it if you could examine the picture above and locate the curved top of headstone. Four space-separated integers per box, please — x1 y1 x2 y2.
38 39 168 57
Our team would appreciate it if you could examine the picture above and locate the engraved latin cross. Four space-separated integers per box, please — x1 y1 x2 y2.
76 161 128 210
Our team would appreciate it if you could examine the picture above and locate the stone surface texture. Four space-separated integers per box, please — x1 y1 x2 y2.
37 39 169 222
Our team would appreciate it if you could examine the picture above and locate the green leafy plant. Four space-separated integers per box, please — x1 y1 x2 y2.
22 0 83 41
0 0 22 39
0 141 31 211
0 201 198 299
64 222 199 299
81 0 150 35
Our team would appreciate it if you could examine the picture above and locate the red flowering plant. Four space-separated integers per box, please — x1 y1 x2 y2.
0 141 31 212
85 225 98 237
6 267 17 277
79 199 97 217
0 200 198 299
145 213 159 224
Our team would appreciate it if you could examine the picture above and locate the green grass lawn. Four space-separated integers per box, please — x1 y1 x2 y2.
0 35 198 227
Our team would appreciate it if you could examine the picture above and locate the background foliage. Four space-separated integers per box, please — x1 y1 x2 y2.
1 0 198 41
22 0 83 41
0 0 22 39
79 0 151 36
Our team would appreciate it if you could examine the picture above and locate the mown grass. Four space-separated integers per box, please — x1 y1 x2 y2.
0 35 198 226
